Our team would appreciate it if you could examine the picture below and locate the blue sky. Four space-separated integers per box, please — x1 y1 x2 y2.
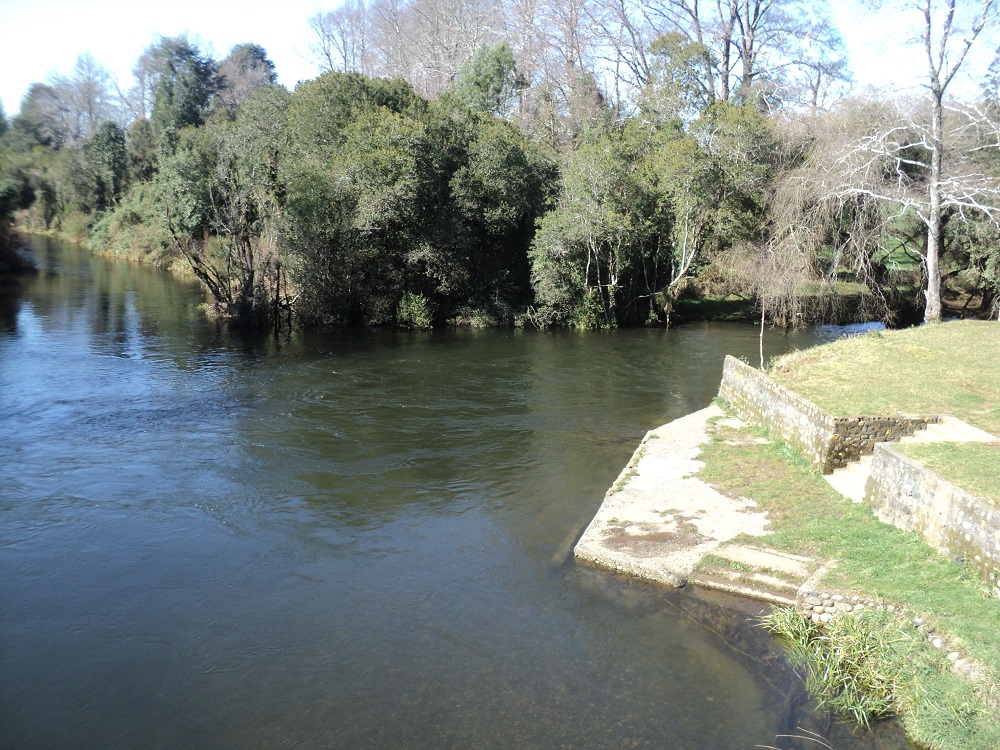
0 0 994 117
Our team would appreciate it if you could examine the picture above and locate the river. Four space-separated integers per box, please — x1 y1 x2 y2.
0 237 911 749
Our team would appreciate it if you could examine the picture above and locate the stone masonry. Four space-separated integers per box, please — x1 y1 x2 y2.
718 355 935 473
867 442 1000 596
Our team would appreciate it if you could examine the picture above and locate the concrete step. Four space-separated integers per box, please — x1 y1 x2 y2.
691 543 819 607
908 422 970 443
825 454 873 502
689 570 799 607
902 417 998 444
933 417 997 442
709 544 814 578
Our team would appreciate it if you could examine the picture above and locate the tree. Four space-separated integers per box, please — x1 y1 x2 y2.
84 121 128 211
70 53 116 136
126 118 158 183
308 0 377 74
150 37 219 134
790 2 1000 324
151 85 292 327
285 107 437 323
14 83 71 149
445 114 556 314
529 130 651 327
449 42 524 115
641 0 849 106
216 44 278 112
281 71 430 323
915 0 998 321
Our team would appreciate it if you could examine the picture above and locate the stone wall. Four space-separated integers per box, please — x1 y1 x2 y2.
718 356 935 473
867 443 1000 596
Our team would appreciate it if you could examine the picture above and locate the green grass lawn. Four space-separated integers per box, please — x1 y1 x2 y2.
713 320 1000 748
701 417 1000 749
768 320 1000 435
894 442 1000 506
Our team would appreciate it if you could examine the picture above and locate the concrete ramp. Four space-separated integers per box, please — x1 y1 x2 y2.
574 405 773 587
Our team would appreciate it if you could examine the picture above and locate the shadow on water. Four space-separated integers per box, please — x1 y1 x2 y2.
0 238 914 749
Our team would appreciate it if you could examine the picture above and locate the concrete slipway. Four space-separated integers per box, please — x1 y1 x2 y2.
573 404 824 605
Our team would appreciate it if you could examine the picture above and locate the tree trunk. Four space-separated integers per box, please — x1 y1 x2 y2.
925 91 944 323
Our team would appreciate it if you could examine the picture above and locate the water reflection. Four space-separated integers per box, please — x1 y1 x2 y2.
0 238 912 749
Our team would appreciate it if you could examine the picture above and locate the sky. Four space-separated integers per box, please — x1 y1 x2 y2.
0 0 326 115
0 0 996 118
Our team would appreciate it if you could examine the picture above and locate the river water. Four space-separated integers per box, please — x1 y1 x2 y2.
0 238 911 749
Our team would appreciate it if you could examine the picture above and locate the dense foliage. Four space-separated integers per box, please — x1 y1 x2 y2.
3 1 1000 327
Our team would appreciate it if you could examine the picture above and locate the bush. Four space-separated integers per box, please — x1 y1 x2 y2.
396 292 433 329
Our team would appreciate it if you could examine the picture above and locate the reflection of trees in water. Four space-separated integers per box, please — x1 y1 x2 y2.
13 236 228 368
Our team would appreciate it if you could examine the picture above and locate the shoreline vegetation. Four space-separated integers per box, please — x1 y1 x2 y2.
704 321 1000 750
3 9 1000 332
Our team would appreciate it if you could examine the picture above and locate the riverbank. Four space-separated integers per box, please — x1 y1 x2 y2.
576 322 1000 749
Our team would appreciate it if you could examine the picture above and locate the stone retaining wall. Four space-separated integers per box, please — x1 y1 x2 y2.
718 356 935 473
867 443 1000 596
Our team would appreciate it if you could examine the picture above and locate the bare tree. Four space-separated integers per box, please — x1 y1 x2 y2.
639 0 849 107
803 1 1000 323
70 53 115 136
915 0 998 321
308 0 377 75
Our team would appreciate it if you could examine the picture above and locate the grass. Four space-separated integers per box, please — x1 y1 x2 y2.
697 553 755 573
700 417 1000 749
767 320 1000 435
760 606 999 747
893 442 1000 506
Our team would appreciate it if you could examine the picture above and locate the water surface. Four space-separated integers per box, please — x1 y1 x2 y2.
0 238 911 749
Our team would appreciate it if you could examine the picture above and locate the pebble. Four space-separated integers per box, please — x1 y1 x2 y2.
953 659 973 676
932 638 945 649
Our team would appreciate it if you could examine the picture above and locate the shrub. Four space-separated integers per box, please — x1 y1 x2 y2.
396 292 433 329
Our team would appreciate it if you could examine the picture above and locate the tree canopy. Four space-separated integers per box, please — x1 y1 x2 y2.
4 1 1000 327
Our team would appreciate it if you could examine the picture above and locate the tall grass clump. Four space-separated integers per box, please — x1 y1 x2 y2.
761 607 1000 749
761 607 913 727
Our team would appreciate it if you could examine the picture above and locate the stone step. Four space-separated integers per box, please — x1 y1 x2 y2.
689 570 798 607
708 544 814 578
909 422 969 443
932 417 997 442
692 542 817 607
824 454 873 502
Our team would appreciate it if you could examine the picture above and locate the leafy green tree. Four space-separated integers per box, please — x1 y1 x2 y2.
157 126 214 241
286 106 437 324
126 118 158 183
282 71 431 324
283 71 424 164
150 37 219 134
640 32 715 125
215 43 278 113
449 43 525 117
85 122 128 211
448 115 556 315
529 130 649 328
179 85 291 325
